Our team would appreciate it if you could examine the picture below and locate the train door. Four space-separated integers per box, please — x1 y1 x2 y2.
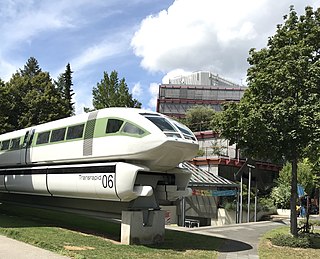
20 129 35 165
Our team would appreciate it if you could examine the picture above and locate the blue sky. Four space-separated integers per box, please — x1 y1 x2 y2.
0 0 319 114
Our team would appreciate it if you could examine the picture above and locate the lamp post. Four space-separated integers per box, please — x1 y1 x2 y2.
247 164 255 223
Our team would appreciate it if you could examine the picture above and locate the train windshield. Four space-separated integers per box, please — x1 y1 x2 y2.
143 114 196 141
171 120 196 141
145 116 177 132
143 115 182 138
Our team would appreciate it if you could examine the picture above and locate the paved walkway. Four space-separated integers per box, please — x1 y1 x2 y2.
0 235 69 259
167 219 290 259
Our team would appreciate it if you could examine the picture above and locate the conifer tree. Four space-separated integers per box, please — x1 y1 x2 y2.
4 57 66 130
55 63 75 116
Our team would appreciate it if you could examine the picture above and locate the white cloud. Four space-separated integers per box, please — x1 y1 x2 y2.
162 69 192 84
0 59 18 81
0 1 76 50
70 41 125 72
131 0 320 83
148 83 159 110
0 0 82 80
132 82 142 98
73 80 93 115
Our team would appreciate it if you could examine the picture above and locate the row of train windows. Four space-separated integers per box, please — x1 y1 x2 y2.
36 119 145 145
0 119 146 149
0 124 85 150
36 124 85 145
0 137 21 151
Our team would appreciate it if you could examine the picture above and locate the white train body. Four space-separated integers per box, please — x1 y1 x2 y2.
0 108 198 206
0 162 190 203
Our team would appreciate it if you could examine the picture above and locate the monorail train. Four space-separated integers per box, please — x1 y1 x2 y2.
0 108 198 207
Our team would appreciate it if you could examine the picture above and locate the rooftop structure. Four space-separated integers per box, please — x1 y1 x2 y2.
181 161 237 188
157 71 246 118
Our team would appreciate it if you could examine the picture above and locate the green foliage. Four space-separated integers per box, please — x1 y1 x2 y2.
1 57 67 132
210 138 226 156
259 226 320 257
300 219 320 227
55 63 75 116
258 197 277 213
217 6 320 236
88 70 141 111
270 159 318 209
196 149 205 157
278 159 319 196
271 233 311 248
184 105 215 132
219 6 320 163
20 57 42 77
0 78 12 134
270 182 291 209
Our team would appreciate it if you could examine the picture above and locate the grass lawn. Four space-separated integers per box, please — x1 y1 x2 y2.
0 202 221 259
259 226 320 259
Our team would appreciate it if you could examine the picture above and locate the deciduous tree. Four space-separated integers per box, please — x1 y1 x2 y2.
217 6 320 236
87 70 141 111
0 78 13 134
184 105 215 132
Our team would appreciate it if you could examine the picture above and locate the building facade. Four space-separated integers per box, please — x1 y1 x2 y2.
193 130 281 193
157 71 282 226
157 71 246 118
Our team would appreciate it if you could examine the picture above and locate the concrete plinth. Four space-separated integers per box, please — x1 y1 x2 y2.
121 210 165 245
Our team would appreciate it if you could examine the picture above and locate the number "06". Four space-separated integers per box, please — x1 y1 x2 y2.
102 174 114 188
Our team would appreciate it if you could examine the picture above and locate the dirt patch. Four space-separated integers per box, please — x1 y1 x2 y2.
64 245 95 251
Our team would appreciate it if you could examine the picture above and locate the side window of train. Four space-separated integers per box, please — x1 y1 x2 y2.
50 128 66 143
10 137 21 150
36 131 50 145
66 124 85 140
106 119 124 134
121 122 145 135
1 140 10 150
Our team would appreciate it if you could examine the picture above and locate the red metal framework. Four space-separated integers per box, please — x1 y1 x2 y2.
191 157 282 172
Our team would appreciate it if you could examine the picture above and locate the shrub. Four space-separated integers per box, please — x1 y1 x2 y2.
298 219 320 229
270 182 291 209
271 233 311 248
258 197 277 213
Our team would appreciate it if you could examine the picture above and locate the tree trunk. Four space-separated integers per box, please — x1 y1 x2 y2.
290 158 298 236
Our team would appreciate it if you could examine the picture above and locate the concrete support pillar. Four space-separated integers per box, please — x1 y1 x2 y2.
121 210 165 245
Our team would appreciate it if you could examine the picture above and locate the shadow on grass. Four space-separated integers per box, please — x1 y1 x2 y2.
0 202 252 253
0 202 121 242
152 228 253 253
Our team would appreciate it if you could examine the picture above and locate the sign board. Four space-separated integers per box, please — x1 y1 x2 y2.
297 184 305 198
212 190 237 197
192 189 237 197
